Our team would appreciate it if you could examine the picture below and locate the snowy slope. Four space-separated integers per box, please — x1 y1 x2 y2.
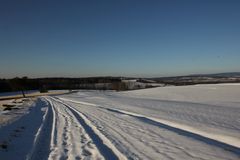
0 83 240 159
60 84 240 140
58 98 239 160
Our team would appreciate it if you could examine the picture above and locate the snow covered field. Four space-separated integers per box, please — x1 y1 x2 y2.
0 84 240 159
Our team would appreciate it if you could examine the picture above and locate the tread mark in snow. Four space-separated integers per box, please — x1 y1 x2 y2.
50 97 126 160
104 108 240 157
62 103 119 160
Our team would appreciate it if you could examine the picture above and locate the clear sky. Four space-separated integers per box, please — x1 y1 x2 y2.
0 0 240 78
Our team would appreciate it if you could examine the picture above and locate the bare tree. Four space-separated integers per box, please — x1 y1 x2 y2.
9 77 28 98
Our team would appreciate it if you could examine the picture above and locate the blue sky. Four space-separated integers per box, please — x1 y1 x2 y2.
0 0 240 78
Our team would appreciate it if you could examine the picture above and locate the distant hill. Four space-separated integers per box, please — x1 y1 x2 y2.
186 72 240 78
150 72 240 85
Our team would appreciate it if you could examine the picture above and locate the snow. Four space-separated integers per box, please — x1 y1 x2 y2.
0 98 33 126
0 91 38 97
46 97 105 160
0 98 49 160
118 83 240 107
0 83 240 159
60 97 240 149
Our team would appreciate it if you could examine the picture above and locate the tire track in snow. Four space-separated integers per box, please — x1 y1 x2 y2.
59 97 240 157
27 98 53 160
74 106 176 160
46 97 105 160
48 98 70 160
47 98 57 154
63 100 236 160
105 108 240 156
49 97 127 160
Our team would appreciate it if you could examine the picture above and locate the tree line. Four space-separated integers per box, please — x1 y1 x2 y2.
0 77 122 93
